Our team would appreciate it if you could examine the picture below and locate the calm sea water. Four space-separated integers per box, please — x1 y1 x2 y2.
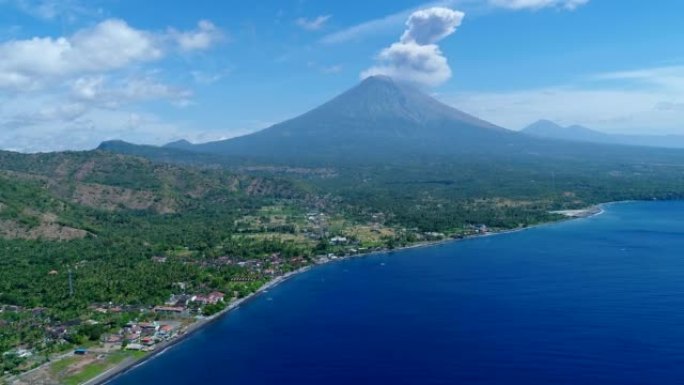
109 201 684 385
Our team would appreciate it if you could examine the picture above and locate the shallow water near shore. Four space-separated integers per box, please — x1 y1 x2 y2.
108 201 684 385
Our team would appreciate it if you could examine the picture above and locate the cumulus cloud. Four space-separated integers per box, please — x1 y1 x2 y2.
170 20 223 51
363 43 452 87
296 15 332 31
0 18 223 92
489 0 589 11
0 19 155 89
0 89 202 152
0 78 195 152
0 19 158 91
70 75 192 107
401 7 463 44
361 7 464 87
0 18 223 152
71 76 105 101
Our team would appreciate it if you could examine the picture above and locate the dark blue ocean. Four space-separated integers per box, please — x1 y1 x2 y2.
108 201 684 385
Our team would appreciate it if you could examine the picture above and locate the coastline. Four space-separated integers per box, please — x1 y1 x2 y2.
550 205 604 218
87 203 606 385
84 266 312 385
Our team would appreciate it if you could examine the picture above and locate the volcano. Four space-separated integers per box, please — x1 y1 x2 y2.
178 76 524 162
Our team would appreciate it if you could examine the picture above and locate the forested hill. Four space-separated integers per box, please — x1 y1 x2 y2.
0 148 346 374
0 149 307 241
0 149 333 312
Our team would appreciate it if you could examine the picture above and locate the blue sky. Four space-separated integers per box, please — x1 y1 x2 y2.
1 0 683 152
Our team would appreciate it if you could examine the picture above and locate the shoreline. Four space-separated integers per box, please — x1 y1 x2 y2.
88 204 605 385
86 266 312 385
550 205 604 218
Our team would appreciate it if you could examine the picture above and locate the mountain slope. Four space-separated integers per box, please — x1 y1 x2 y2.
0 149 308 240
182 76 524 162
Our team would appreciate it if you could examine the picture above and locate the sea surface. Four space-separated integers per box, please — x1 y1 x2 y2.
108 201 684 385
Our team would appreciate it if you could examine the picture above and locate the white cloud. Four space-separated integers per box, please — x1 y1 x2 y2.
320 0 459 45
0 19 162 91
71 76 104 101
446 65 684 134
488 0 589 11
120 77 193 106
0 72 217 152
0 18 224 152
70 75 192 107
362 43 452 87
2 101 87 129
0 91 198 152
361 7 464 87
171 20 223 52
71 20 163 68
401 7 464 44
296 15 331 31
0 18 224 92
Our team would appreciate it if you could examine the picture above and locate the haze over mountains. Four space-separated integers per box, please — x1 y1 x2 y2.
522 120 684 149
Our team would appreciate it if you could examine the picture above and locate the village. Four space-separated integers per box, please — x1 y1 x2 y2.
1 214 492 385
2 290 227 385
1 238 343 385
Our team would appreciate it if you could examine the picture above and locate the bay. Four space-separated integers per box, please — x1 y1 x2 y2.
108 201 684 384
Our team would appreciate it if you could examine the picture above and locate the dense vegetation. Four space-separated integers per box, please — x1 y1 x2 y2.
5 77 684 380
0 151 322 374
4 138 684 376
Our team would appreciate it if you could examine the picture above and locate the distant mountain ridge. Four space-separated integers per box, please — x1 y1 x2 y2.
521 120 684 149
97 139 253 167
522 120 610 142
